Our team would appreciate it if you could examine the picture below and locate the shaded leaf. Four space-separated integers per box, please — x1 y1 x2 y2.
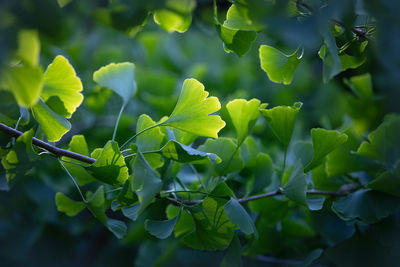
282 162 307 206
145 214 179 239
304 128 348 173
259 45 302 85
224 197 258 237
332 189 400 224
344 73 373 99
55 192 85 216
198 137 243 176
319 29 342 83
367 161 400 197
307 196 325 211
356 114 400 167
260 102 302 149
166 205 195 238
88 141 129 186
220 234 243 267
226 98 262 145
160 140 220 164
162 78 225 138
93 62 136 106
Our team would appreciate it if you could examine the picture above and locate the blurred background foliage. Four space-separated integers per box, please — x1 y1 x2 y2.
0 0 400 266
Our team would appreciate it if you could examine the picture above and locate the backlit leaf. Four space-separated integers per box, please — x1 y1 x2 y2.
41 55 83 118
17 29 40 66
226 98 262 145
55 192 85 216
88 141 129 186
259 45 302 85
93 62 136 106
161 78 225 138
153 0 195 33
260 102 302 149
160 140 220 164
31 98 71 142
223 4 264 31
304 129 348 173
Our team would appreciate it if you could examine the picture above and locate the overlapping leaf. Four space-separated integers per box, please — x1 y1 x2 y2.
55 192 85 216
224 197 258 237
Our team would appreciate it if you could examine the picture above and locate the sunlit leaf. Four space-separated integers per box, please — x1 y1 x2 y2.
41 55 83 118
31 98 71 142
304 128 348 173
160 140 220 164
220 27 257 57
1 65 43 108
224 197 258 237
55 192 85 216
136 114 165 169
17 29 40 66
161 78 225 138
93 62 136 106
88 141 129 186
260 102 302 149
153 0 195 33
259 45 302 85
226 98 263 145
223 4 264 31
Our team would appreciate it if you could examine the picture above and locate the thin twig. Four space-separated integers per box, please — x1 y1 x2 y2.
0 123 96 164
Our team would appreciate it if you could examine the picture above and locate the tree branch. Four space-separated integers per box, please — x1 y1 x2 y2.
0 123 96 164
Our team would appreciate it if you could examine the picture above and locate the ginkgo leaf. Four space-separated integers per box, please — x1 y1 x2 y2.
160 140 220 164
153 0 195 33
223 4 264 31
17 29 40 66
226 98 263 145
145 214 179 239
304 129 348 173
260 102 302 149
282 162 307 206
31 98 71 142
55 192 85 216
93 62 136 106
259 45 302 85
224 197 258 237
40 55 83 118
161 78 226 138
367 161 400 197
88 141 129 186
1 65 43 108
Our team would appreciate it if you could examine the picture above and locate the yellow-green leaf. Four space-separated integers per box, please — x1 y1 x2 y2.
55 192 85 216
226 98 262 145
17 29 40 66
162 78 225 138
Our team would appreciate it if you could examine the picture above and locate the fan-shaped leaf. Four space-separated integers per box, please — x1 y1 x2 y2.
145 214 179 239
161 78 225 138
224 197 258 237
55 192 85 216
17 29 40 66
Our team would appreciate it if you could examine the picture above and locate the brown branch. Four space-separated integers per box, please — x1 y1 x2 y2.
0 123 96 164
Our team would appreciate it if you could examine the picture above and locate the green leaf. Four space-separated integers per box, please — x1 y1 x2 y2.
260 102 302 149
183 197 235 251
136 114 165 169
259 45 302 85
293 141 313 167
153 0 195 33
161 78 226 138
31 98 71 142
356 114 400 167
88 141 129 186
55 192 85 216
226 98 262 145
307 196 325 211
198 137 244 176
319 29 342 83
224 197 258 237
367 161 400 197
61 135 95 186
86 186 127 239
17 29 40 66
248 153 274 194
129 151 162 220
344 73 373 99
93 62 136 106
166 205 195 238
282 162 307 206
332 189 400 224
220 234 243 267
41 55 83 118
1 65 43 108
223 4 264 31
160 140 221 164
57 0 72 8
304 128 348 173
220 27 257 57
144 214 179 239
